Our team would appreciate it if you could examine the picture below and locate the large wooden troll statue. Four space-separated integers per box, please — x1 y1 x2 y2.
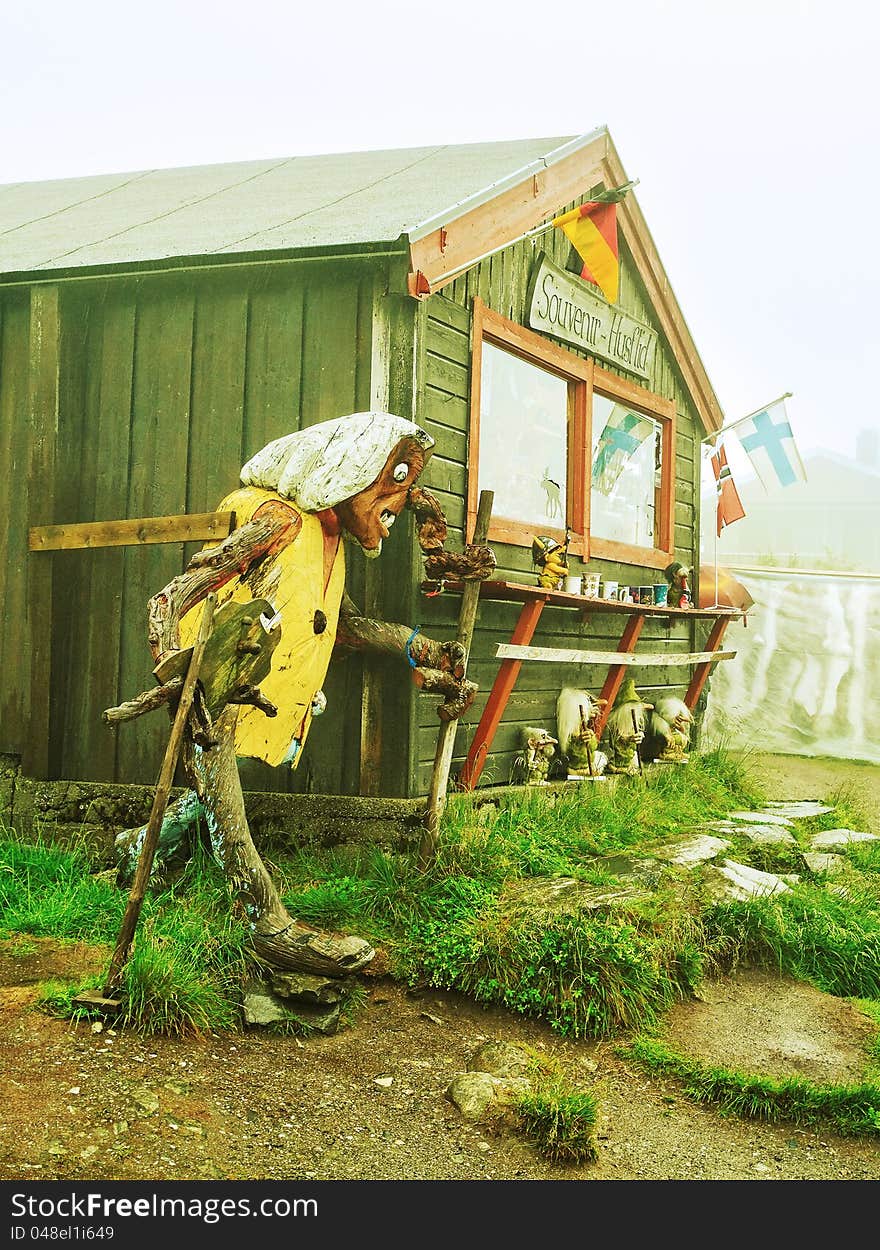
115 411 485 977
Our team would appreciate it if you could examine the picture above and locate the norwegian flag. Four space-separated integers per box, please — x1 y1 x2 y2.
710 442 746 537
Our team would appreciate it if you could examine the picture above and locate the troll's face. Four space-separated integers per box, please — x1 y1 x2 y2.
335 437 430 557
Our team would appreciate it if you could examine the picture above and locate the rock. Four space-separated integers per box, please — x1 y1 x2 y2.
726 826 797 846
445 1071 530 1122
804 852 846 874
129 1087 160 1116
242 985 343 1035
420 1012 444 1025
704 860 792 901
809 829 879 849
468 1041 534 1079
763 801 834 819
651 835 730 865
268 971 349 1004
374 1076 394 1088
501 876 648 919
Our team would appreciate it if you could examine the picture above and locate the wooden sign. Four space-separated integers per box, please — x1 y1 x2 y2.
526 252 658 380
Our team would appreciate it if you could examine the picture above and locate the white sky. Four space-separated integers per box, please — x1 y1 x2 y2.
2 0 878 483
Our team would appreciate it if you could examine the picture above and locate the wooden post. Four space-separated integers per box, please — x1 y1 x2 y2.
102 593 217 996
418 490 493 869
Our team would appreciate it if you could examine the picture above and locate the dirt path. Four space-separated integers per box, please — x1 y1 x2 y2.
1 752 879 1183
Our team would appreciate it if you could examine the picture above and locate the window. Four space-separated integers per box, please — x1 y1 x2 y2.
468 299 675 568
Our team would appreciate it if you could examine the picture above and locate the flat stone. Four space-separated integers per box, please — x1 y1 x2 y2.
704 859 792 901
727 811 795 828
809 829 879 849
804 852 846 874
268 971 349 1004
501 876 648 918
242 981 343 1034
651 835 730 865
726 826 797 846
763 801 834 819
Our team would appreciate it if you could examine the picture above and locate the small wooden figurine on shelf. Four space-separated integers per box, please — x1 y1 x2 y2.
532 528 571 590
600 677 653 776
664 561 692 609
556 687 608 780
642 695 694 764
511 726 558 785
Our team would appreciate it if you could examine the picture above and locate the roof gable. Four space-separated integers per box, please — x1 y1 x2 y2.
0 130 722 432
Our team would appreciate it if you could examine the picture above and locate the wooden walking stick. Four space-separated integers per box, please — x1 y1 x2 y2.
101 592 218 998
631 706 643 775
418 490 493 871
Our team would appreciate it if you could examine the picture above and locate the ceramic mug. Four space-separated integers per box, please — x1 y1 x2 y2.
583 573 601 598
564 575 582 595
603 579 618 600
653 583 669 606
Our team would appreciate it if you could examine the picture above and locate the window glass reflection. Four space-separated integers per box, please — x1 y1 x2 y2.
590 394 660 547
479 342 569 529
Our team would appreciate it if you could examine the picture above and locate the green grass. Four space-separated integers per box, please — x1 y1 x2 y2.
627 1037 880 1136
514 1060 600 1164
3 746 879 1047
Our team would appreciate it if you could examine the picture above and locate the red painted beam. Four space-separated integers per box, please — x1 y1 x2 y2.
685 617 731 710
594 612 646 738
458 596 546 790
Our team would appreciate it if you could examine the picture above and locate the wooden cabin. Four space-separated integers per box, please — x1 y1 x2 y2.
0 128 732 801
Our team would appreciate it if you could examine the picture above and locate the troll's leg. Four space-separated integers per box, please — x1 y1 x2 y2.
187 706 374 976
114 790 206 887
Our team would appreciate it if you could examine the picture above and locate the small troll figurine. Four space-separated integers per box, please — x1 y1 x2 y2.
642 695 694 764
511 727 558 785
600 677 653 776
113 411 481 977
665 561 692 609
532 532 570 590
556 687 608 778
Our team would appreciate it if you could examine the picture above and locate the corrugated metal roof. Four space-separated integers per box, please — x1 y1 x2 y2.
0 135 586 276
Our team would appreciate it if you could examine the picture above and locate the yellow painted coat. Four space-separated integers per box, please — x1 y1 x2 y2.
179 486 346 767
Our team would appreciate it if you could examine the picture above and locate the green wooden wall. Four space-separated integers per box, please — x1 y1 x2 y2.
409 216 707 794
0 290 31 755
1 258 416 793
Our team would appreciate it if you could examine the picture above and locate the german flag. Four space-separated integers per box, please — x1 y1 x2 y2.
553 201 619 305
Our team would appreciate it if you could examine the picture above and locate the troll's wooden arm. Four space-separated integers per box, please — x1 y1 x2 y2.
335 593 477 721
147 502 301 664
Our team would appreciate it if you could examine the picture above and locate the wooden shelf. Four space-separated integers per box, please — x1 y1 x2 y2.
441 578 746 622
437 579 745 791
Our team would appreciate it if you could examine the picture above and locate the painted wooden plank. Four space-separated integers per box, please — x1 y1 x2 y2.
0 295 30 753
57 293 137 783
425 351 469 398
23 286 60 779
243 278 304 459
496 643 736 665
424 317 470 366
29 511 236 551
428 295 470 334
117 286 194 784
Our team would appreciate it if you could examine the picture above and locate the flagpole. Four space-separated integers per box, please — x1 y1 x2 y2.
701 392 794 445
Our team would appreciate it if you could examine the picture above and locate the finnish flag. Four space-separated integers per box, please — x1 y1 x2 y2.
734 400 807 492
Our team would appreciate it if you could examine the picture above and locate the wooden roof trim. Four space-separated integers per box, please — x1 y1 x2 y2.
406 131 609 299
406 133 724 435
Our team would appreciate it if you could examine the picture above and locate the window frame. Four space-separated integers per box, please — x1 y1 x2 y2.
467 297 676 570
